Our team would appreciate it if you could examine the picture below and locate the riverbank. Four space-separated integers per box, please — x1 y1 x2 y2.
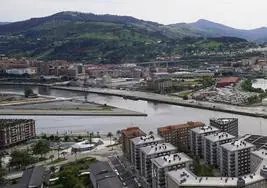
52 86 267 119
0 92 147 117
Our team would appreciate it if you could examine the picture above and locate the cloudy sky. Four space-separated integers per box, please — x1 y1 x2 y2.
1 0 267 29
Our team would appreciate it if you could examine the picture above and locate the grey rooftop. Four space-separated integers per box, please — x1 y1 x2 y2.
151 152 192 168
140 143 176 155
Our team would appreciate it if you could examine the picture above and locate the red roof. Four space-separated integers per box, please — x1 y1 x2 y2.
217 77 240 84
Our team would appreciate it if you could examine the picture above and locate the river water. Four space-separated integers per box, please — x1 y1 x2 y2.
0 85 266 136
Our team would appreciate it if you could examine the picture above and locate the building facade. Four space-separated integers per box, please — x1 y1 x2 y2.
130 134 164 172
220 140 255 177
140 143 177 186
204 132 235 166
190 126 219 157
151 153 193 188
0 119 36 148
121 127 146 160
210 118 239 137
158 121 204 152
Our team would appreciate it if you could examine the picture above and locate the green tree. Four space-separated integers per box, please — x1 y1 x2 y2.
24 87 34 98
32 140 50 158
64 135 70 142
58 166 80 188
9 150 33 169
107 132 113 145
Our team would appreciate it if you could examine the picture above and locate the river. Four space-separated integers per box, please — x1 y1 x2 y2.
0 85 266 136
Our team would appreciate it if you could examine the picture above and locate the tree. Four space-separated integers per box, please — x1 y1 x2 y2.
107 132 113 145
49 155 54 162
24 87 34 98
9 150 33 169
64 135 70 142
32 140 50 158
58 166 80 188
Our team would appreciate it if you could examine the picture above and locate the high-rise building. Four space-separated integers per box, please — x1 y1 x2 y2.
151 152 193 188
204 132 235 166
158 121 204 152
190 126 219 157
130 134 164 172
220 139 255 177
140 143 176 185
210 118 238 137
121 127 146 160
0 119 36 149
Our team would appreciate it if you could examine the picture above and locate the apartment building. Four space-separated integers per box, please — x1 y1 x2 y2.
210 118 238 137
151 153 193 188
190 126 219 157
167 167 267 188
140 143 176 185
158 121 204 152
0 119 36 148
121 127 146 160
204 132 235 166
130 134 164 172
220 140 255 177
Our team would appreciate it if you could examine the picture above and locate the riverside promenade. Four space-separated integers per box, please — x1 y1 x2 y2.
52 86 267 118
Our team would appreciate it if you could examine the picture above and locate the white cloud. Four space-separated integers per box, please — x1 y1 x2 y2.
0 0 267 29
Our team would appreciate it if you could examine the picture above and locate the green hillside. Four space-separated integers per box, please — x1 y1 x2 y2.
0 12 257 63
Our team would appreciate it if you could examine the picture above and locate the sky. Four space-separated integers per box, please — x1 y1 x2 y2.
1 0 267 29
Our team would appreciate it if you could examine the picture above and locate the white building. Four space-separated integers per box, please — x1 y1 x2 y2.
190 126 219 157
130 134 164 172
204 132 235 166
151 153 193 188
140 143 176 186
6 67 37 75
220 140 255 177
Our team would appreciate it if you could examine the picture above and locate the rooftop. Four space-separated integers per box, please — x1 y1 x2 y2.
151 153 192 168
0 119 34 129
140 143 176 155
210 118 238 125
131 134 163 145
205 132 235 142
167 168 264 187
121 127 146 137
89 162 123 188
221 139 255 151
191 125 219 134
158 121 204 134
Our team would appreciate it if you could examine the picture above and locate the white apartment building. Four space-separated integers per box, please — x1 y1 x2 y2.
204 132 235 166
220 140 255 177
190 126 219 157
130 134 164 172
151 153 192 188
140 143 176 186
